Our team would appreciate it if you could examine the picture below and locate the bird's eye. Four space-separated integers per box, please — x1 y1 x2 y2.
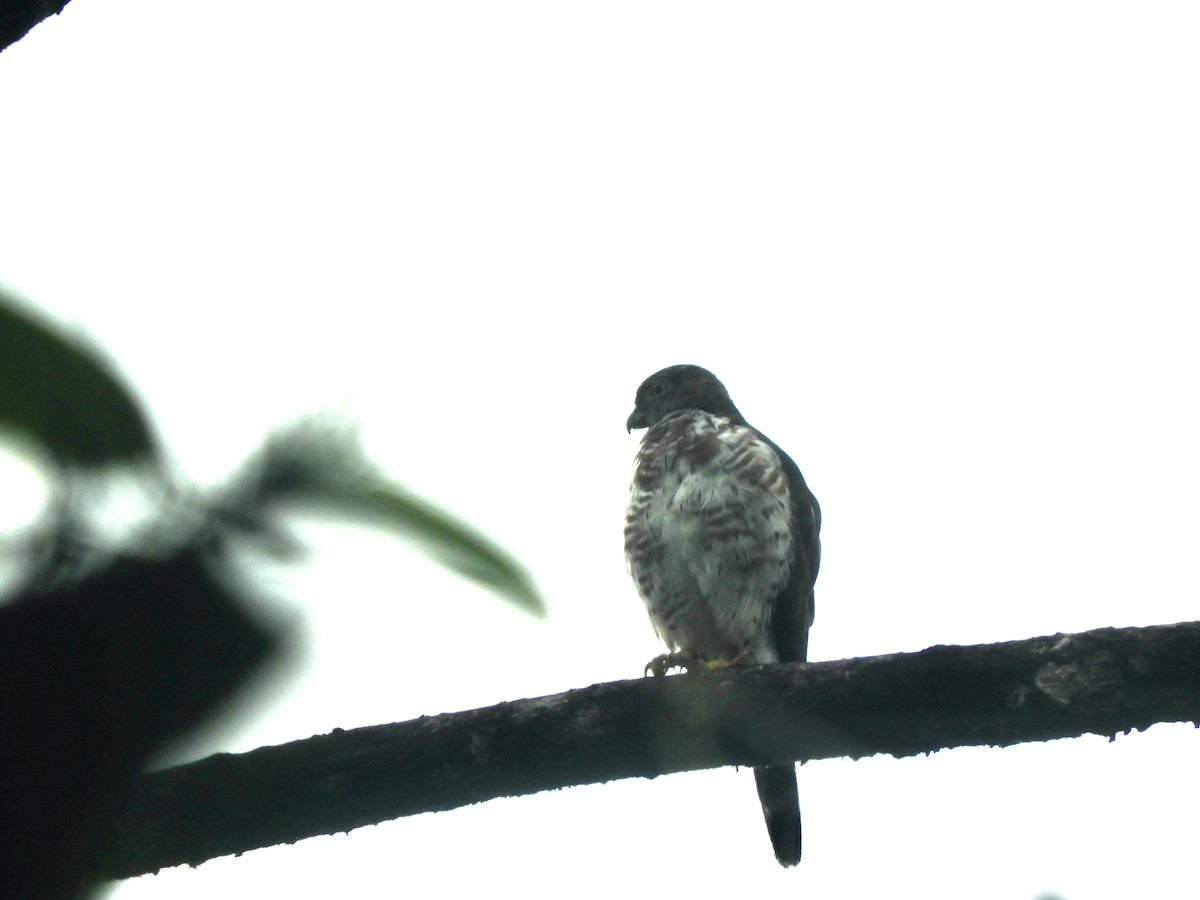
650 381 669 397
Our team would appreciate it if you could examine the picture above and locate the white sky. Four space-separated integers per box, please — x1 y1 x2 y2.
2 2 1199 898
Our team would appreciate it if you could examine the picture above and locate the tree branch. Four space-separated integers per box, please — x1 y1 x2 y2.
97 621 1200 879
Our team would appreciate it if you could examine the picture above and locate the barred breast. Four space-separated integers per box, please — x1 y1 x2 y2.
624 409 795 664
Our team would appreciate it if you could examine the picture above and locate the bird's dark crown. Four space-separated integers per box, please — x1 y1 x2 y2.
626 364 745 431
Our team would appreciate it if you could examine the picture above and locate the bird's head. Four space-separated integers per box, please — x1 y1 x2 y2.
626 364 745 432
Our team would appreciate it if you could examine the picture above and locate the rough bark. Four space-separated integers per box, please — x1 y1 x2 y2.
96 621 1200 879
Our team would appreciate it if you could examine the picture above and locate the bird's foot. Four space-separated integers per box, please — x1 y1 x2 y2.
644 649 750 677
697 649 750 670
644 651 695 677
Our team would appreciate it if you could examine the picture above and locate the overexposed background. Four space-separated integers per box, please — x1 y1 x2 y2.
2 2 1198 898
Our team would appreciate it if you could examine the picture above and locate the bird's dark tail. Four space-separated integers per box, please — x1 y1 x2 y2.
754 764 801 867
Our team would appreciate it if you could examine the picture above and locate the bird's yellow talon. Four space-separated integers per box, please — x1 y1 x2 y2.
644 650 752 676
697 650 749 671
644 651 694 677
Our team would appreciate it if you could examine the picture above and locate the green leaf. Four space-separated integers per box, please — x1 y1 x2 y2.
0 290 158 468
221 420 545 617
364 485 546 618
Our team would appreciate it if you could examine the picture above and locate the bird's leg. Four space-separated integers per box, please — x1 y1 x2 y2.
644 651 696 677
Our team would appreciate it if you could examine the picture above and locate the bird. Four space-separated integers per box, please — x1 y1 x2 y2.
623 364 821 867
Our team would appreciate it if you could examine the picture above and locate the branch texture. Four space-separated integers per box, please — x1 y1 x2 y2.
98 621 1200 878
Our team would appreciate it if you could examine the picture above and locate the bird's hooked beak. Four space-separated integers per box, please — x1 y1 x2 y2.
626 408 650 433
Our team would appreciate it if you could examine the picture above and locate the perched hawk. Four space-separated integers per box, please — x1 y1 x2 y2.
623 364 821 868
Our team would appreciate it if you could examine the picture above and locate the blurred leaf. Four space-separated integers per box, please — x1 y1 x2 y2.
0 290 158 468
363 484 545 618
222 420 545 617
0 547 279 899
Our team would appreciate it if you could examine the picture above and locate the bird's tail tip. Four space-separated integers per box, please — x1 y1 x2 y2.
754 763 801 868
